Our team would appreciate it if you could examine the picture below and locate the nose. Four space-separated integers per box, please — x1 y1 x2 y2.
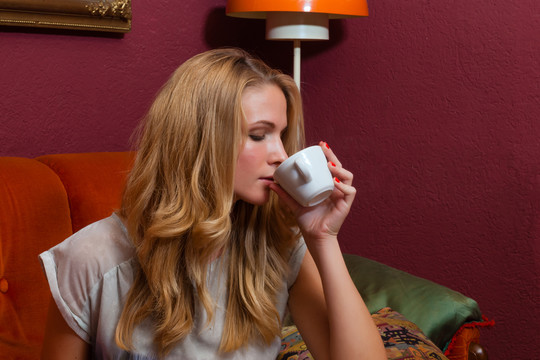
270 138 288 166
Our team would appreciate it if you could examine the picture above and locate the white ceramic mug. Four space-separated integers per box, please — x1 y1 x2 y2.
274 146 334 207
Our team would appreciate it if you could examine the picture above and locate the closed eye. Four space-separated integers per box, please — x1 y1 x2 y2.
249 134 265 141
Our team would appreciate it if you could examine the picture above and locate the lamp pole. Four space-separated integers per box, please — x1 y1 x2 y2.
293 40 301 90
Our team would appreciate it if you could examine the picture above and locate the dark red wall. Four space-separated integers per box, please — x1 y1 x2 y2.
1 0 538 358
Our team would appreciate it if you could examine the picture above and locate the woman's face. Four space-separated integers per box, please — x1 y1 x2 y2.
234 83 289 205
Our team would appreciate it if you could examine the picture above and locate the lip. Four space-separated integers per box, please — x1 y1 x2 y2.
259 177 274 184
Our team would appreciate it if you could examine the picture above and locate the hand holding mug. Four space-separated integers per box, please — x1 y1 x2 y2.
270 142 356 242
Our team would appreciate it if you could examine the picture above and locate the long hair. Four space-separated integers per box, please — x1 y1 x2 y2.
115 48 305 356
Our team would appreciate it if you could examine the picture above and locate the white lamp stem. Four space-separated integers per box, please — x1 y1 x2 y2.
293 39 301 90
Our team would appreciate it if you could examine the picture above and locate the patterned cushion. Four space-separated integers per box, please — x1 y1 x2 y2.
278 325 313 360
277 307 449 360
374 307 449 360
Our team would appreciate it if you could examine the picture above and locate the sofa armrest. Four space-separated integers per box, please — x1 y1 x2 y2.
343 254 483 350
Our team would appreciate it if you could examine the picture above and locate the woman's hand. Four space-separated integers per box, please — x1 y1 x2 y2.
269 141 356 244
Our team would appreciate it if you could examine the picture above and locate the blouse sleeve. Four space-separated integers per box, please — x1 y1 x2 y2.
39 215 134 344
286 237 307 289
40 230 98 343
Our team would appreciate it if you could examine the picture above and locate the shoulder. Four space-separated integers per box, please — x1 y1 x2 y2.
48 214 135 279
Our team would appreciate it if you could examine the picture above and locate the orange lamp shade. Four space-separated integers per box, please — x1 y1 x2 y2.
226 0 368 19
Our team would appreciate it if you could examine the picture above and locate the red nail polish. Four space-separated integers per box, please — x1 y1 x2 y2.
325 142 330 149
334 177 340 183
330 162 336 167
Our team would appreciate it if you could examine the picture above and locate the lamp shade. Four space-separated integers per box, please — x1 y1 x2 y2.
226 0 368 19
226 0 369 87
226 0 368 40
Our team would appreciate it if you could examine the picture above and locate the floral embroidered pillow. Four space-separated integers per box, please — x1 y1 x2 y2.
277 307 449 360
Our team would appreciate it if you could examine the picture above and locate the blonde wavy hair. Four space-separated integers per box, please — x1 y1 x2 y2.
115 48 305 357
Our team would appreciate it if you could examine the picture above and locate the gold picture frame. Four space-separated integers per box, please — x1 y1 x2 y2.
0 0 131 33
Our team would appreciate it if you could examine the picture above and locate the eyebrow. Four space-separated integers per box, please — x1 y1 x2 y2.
250 121 288 134
251 120 276 128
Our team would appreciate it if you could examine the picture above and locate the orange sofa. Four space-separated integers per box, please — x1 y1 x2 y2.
0 152 134 359
0 152 490 359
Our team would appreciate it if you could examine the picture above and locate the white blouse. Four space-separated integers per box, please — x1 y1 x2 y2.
40 213 306 360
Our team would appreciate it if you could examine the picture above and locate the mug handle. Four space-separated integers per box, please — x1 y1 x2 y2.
294 158 312 182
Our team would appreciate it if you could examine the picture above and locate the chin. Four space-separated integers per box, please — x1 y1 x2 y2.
246 197 270 206
237 192 271 206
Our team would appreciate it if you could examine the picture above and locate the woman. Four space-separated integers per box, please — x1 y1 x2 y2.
40 48 385 359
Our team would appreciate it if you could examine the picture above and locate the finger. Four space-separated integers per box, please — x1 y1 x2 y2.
329 164 354 186
319 141 342 168
333 177 357 207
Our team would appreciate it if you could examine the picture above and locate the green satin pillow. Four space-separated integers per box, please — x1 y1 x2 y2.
343 254 482 349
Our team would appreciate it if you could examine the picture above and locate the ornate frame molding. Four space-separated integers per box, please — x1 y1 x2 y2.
0 0 131 32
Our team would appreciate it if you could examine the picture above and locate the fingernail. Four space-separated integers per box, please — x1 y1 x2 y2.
325 142 330 149
334 177 340 183
330 162 336 167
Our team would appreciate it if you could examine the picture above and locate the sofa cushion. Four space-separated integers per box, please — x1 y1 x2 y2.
0 157 72 358
277 308 449 360
37 152 135 232
279 325 312 360
343 254 483 349
374 307 449 360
